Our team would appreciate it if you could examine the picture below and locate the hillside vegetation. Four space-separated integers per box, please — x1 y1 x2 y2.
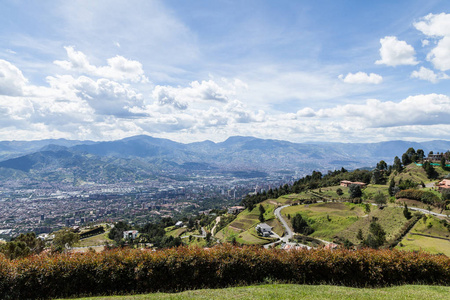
1 246 449 299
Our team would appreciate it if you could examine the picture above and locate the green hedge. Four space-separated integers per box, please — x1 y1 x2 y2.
0 246 449 299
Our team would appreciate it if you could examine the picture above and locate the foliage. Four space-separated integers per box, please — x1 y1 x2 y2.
348 184 362 199
108 221 131 243
292 214 314 235
422 161 438 179
388 178 395 196
362 220 386 249
373 192 387 207
0 246 449 299
52 228 80 251
336 188 343 196
397 179 418 190
0 233 44 260
393 156 402 173
403 204 412 220
395 189 441 208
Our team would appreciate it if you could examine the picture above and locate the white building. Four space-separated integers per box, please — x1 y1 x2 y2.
123 230 138 240
256 223 272 237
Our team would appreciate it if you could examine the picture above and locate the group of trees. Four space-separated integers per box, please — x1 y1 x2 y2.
0 232 45 260
0 228 81 259
241 168 373 209
292 214 314 235
360 219 387 249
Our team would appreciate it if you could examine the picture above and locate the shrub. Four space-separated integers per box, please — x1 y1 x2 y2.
0 246 449 299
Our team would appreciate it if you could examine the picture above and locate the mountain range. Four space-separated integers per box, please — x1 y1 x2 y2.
0 135 449 183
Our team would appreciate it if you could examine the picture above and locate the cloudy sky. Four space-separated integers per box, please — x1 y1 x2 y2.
1 0 450 143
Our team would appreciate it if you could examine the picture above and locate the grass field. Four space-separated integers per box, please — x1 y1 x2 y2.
281 202 365 241
397 233 450 256
165 227 187 238
390 164 431 184
339 206 410 244
67 284 450 300
280 202 411 244
216 200 279 244
396 215 450 255
74 231 113 248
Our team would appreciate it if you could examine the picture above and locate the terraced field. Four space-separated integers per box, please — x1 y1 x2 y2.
215 200 281 244
397 215 450 255
281 202 366 241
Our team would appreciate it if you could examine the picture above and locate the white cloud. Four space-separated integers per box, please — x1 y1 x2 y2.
152 79 245 110
338 72 383 84
0 59 28 96
54 46 148 82
414 13 450 37
410 67 449 83
375 36 418 66
295 94 450 128
414 13 450 71
426 37 450 71
73 76 145 117
421 39 430 47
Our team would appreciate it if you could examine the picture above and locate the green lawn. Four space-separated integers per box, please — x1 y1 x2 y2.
216 200 279 244
339 206 410 244
65 284 450 300
397 233 450 256
74 231 113 248
281 202 365 241
396 215 450 256
281 202 411 245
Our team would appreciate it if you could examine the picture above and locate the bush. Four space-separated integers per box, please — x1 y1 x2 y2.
1 246 450 299
0 246 449 299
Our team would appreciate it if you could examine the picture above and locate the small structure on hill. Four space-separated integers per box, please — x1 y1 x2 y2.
426 152 443 162
175 221 183 227
340 180 367 188
228 206 245 214
123 230 138 240
256 223 272 237
437 179 450 191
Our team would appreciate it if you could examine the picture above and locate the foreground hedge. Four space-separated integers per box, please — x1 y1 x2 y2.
0 246 449 299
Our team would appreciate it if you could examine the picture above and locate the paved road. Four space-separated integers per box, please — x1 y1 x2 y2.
211 216 221 236
408 207 448 217
264 204 311 249
274 205 294 242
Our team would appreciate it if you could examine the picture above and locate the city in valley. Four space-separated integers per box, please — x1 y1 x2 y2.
0 173 292 240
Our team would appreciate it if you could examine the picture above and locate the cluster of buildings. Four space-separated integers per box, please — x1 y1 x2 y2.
0 173 290 239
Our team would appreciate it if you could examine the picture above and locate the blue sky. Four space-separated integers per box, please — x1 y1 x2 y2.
1 0 450 143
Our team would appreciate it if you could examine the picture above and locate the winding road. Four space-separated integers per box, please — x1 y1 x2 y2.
264 204 311 249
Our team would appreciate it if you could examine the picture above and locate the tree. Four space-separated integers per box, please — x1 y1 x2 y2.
0 232 44 260
403 203 412 219
373 192 387 207
336 188 343 196
52 228 80 251
258 204 266 222
259 204 265 214
376 160 387 171
356 229 364 241
363 220 386 249
393 156 403 172
348 184 362 199
416 149 425 161
401 153 411 166
388 178 396 196
441 156 447 170
247 202 255 212
423 161 438 179
371 168 382 184
292 214 314 235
